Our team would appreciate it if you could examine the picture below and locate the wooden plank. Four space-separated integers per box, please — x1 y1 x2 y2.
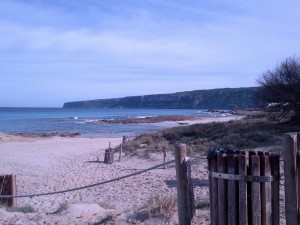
248 151 256 225
261 155 272 225
174 144 191 225
297 133 300 224
186 159 195 220
238 155 248 225
217 153 227 225
209 154 218 225
270 154 280 225
251 155 261 225
283 133 298 225
227 155 238 225
11 175 17 207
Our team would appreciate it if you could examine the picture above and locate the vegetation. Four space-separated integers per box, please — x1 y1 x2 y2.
0 204 35 213
256 56 300 123
123 116 300 155
195 198 210 209
64 87 258 109
146 194 177 218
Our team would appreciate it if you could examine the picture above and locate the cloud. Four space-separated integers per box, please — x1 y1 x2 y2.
1 0 300 106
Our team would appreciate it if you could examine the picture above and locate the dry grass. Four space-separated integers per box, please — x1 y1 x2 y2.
146 194 177 218
122 118 300 155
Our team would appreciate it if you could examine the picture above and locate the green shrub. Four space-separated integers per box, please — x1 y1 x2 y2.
120 117 300 155
6 205 35 213
195 199 210 209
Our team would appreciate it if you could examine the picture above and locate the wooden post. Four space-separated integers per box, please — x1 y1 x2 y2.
119 142 123 162
104 148 114 164
283 132 300 225
175 144 191 225
11 175 17 207
163 147 167 169
0 175 16 207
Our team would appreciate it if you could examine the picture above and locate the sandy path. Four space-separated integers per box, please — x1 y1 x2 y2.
0 134 210 224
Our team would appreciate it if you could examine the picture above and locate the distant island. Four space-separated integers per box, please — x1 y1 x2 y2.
63 87 259 109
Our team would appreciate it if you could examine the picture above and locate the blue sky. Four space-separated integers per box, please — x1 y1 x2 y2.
1 0 300 107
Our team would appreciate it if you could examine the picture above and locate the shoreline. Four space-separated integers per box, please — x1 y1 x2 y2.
0 115 243 139
0 116 243 224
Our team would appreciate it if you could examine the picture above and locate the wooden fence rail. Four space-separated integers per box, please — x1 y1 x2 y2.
208 151 280 225
0 175 17 207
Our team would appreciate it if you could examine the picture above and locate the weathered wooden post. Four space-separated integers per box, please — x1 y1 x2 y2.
119 142 123 162
0 175 17 207
175 144 191 225
119 136 128 162
11 175 17 207
284 132 300 225
104 143 114 164
163 147 167 169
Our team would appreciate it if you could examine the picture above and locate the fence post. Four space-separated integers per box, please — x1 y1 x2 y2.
284 132 300 225
104 148 114 164
163 147 167 169
175 144 191 225
0 175 17 207
119 142 123 162
11 175 17 207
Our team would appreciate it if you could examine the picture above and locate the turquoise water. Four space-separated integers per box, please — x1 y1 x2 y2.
0 108 227 137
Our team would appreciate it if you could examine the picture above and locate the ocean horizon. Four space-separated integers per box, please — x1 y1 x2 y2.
0 107 230 138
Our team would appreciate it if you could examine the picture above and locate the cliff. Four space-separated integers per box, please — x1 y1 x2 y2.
63 87 259 109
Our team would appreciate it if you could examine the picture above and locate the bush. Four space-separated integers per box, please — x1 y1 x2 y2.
195 199 210 209
146 195 177 218
121 117 300 155
6 205 35 213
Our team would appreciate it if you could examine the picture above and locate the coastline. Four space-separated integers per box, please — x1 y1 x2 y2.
0 115 243 139
0 116 242 224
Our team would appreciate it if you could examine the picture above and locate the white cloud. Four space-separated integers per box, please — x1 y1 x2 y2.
1 0 300 106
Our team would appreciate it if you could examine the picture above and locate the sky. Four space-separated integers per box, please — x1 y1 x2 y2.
1 0 300 107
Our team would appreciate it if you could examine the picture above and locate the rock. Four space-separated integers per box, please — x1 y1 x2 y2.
67 203 115 220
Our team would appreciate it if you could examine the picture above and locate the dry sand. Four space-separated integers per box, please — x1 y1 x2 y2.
0 116 240 224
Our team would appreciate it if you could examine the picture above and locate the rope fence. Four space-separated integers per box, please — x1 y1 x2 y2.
0 160 175 199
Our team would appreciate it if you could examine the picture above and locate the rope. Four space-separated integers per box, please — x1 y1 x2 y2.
0 160 175 199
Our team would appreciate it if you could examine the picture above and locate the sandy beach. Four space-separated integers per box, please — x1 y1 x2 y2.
0 116 241 225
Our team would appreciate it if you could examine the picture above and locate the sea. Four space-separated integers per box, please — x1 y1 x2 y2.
0 108 230 138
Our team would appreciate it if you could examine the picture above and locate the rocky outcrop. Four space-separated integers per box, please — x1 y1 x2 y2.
63 87 259 109
86 115 200 124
